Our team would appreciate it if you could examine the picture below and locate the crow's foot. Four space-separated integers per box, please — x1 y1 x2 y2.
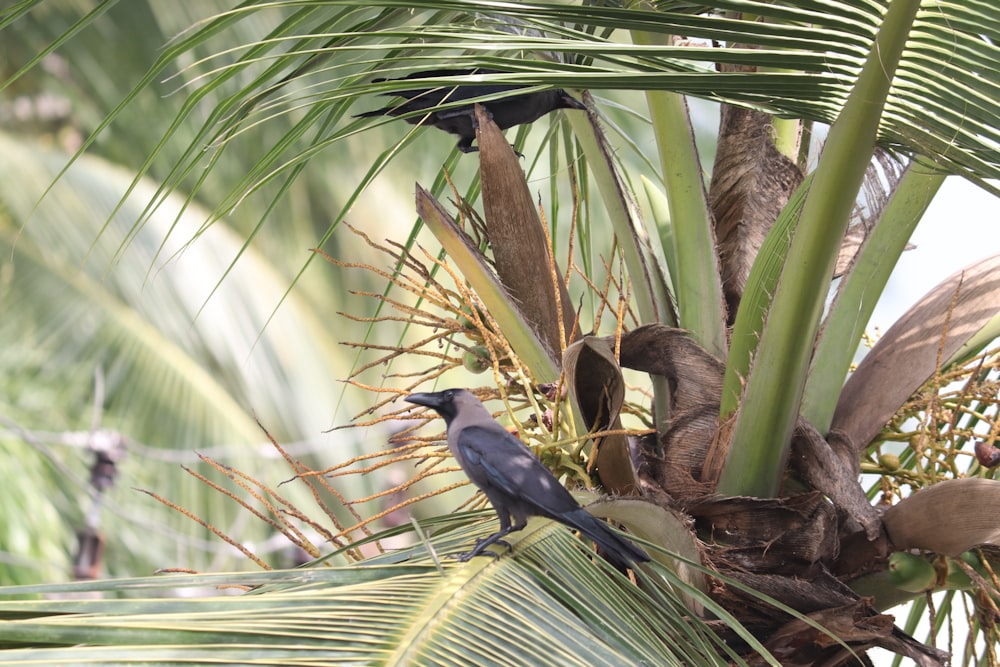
456 544 505 562
454 528 515 561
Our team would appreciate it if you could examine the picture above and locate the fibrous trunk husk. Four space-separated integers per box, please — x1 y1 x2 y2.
566 324 947 665
709 104 803 320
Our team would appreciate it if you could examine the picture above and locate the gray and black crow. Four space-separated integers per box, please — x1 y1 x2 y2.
355 69 586 152
406 388 649 569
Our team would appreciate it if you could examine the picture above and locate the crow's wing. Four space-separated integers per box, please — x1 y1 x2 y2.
376 70 530 104
456 425 581 516
389 84 532 106
456 425 649 567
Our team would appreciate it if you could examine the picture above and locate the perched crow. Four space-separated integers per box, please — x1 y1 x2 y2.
406 388 649 569
355 69 586 152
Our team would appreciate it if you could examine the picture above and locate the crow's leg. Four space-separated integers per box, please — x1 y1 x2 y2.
456 136 479 153
456 502 521 561
509 506 531 530
456 136 523 156
457 527 515 561
456 517 531 561
438 106 520 155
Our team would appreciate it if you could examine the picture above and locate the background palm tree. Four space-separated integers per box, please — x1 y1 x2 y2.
0 0 419 579
1 0 998 665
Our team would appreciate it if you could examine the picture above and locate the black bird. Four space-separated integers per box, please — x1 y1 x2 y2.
405 388 649 569
355 69 587 152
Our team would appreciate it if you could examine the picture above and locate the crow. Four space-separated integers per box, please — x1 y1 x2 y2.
355 69 586 152
405 388 649 569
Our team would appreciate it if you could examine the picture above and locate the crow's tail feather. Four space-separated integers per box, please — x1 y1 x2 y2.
353 108 389 118
562 509 649 570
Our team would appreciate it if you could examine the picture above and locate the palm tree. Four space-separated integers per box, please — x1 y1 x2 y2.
0 0 397 578
1 0 998 665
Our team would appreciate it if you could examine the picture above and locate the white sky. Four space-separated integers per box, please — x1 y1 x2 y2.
871 177 1000 329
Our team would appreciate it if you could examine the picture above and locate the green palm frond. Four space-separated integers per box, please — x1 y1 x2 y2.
10 0 994 243
0 519 768 666
94 0 996 218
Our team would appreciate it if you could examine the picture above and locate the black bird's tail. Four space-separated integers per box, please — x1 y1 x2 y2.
561 509 650 570
353 108 388 118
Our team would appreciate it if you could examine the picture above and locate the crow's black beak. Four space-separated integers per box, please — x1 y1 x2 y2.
405 392 445 409
559 92 587 111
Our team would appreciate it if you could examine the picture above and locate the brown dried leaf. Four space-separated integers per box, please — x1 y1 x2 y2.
833 149 909 278
832 254 1000 451
562 336 637 494
883 478 1000 556
611 324 727 499
475 103 580 360
615 324 726 410
657 408 718 500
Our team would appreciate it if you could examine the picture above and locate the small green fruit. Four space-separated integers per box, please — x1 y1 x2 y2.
457 303 488 330
462 346 491 373
888 552 936 593
878 453 900 471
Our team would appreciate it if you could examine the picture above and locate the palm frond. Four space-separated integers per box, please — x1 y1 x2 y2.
0 520 763 666
127 0 998 215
